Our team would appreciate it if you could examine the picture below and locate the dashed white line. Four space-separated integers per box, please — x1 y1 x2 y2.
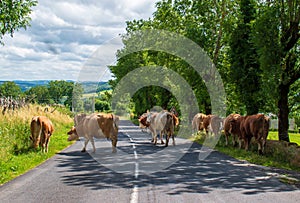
124 132 139 203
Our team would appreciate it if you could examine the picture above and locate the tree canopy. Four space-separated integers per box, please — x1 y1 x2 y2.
0 0 37 45
109 0 300 141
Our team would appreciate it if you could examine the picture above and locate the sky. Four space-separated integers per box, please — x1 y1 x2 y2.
0 0 156 81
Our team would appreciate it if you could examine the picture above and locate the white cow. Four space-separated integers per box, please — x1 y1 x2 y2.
67 113 119 153
145 111 179 146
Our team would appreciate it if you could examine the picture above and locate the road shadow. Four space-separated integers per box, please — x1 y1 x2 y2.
56 140 298 195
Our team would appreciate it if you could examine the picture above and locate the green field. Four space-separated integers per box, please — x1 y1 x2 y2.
268 131 300 144
0 105 73 185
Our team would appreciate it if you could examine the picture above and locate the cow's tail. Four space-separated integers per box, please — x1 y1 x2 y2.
112 114 119 130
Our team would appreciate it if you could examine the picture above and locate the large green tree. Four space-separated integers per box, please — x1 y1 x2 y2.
229 0 261 115
253 0 300 141
25 85 51 104
0 0 37 45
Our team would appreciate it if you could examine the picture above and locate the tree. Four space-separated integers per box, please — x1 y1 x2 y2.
110 0 238 116
253 0 300 141
0 0 37 45
48 80 74 104
0 81 22 98
229 0 261 115
25 85 51 104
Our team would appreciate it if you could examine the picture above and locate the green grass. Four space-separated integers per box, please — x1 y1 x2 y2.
194 131 300 172
0 105 73 185
268 131 300 144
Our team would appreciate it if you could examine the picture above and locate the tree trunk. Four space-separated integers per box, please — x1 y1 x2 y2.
278 83 290 142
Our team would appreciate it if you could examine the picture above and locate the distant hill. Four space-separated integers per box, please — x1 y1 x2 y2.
0 80 50 92
0 80 111 93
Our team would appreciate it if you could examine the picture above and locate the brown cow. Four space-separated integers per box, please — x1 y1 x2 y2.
30 116 54 153
224 113 241 146
240 114 270 154
67 113 119 153
192 113 213 136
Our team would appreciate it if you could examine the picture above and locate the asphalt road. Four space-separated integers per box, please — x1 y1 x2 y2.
0 120 299 203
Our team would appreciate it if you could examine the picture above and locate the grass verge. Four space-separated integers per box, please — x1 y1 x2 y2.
0 105 73 185
193 131 300 172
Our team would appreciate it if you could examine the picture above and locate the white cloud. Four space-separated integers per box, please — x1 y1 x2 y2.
0 0 156 81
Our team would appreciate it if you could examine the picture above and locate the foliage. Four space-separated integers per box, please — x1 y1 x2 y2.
25 85 52 104
0 0 37 45
252 0 300 141
0 81 23 98
95 90 112 112
109 0 300 142
110 0 239 116
229 0 261 115
24 80 77 110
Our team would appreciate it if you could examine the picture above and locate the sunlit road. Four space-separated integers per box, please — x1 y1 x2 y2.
0 120 299 203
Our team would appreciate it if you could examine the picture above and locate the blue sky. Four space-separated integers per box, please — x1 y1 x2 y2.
0 0 156 81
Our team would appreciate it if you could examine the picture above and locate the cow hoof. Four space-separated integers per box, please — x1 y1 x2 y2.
81 149 86 153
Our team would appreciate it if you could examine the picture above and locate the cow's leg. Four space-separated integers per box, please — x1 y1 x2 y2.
165 135 169 147
238 138 242 149
245 136 251 151
160 130 164 144
111 136 117 153
232 134 237 147
45 137 50 153
257 137 264 155
153 129 158 145
81 138 89 152
90 137 96 153
224 131 229 146
172 134 175 146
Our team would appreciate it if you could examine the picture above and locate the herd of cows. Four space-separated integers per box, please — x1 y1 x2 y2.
30 109 270 155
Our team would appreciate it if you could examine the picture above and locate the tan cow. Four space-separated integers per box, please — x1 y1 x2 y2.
30 116 54 153
208 115 223 136
67 113 119 153
192 113 213 136
223 113 241 146
141 110 179 146
240 114 270 154
74 113 87 126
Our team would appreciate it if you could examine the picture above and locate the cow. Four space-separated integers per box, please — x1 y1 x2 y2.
223 113 241 146
67 113 119 153
74 113 87 126
30 116 54 153
142 110 179 146
208 115 223 136
192 113 213 136
240 114 270 154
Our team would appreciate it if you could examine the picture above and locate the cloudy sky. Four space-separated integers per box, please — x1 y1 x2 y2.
0 0 156 81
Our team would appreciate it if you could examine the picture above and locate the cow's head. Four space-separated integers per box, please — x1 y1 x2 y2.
67 126 79 141
139 115 149 128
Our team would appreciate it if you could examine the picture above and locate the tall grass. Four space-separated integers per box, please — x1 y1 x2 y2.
0 104 73 185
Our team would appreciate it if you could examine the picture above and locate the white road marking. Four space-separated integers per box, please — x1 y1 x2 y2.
124 132 139 203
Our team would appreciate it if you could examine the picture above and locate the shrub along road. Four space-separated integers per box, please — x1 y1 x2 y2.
0 120 299 203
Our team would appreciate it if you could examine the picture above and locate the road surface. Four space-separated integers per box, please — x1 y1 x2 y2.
0 120 299 203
